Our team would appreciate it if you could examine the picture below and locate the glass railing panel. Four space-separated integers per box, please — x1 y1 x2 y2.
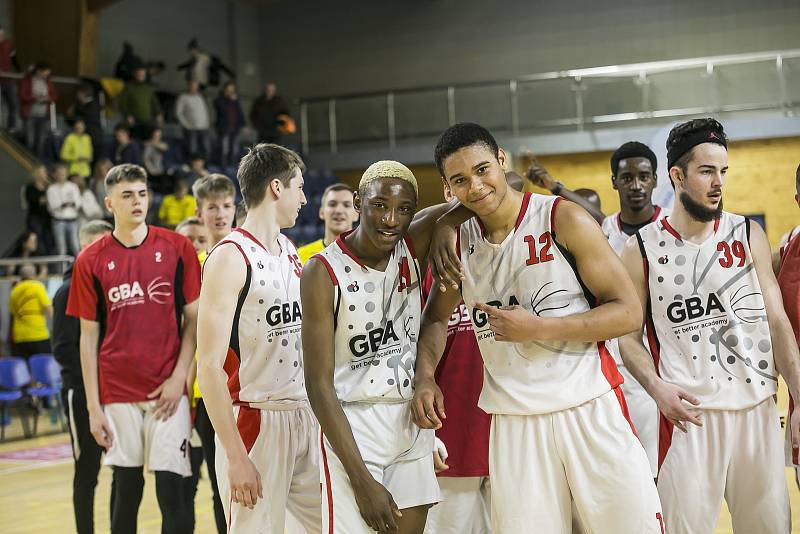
394 89 450 141
336 95 388 146
453 84 513 132
516 78 577 128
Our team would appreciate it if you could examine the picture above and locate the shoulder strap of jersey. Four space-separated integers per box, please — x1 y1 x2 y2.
745 216 751 243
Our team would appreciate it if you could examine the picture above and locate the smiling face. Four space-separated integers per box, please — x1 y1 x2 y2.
106 180 149 226
441 143 508 217
671 143 728 222
320 189 358 237
355 178 417 253
613 157 656 212
275 169 307 229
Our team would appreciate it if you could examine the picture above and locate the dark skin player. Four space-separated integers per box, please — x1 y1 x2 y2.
301 176 468 534
613 157 659 227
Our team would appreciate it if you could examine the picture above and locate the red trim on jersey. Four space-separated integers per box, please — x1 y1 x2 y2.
233 227 269 254
549 196 563 234
514 192 532 231
476 218 486 238
455 224 461 261
661 217 681 241
791 397 799 466
616 213 623 231
651 206 662 223
236 405 260 454
402 234 418 260
612 386 638 437
335 231 368 270
713 216 720 233
223 347 242 403
207 240 251 267
320 432 334 534
312 254 339 285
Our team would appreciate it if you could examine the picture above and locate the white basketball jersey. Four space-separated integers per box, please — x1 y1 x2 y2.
460 192 621 415
213 228 307 404
314 232 422 403
638 213 777 410
602 206 669 255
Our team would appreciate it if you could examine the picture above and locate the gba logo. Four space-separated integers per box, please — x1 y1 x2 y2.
107 276 172 305
349 320 399 358
266 301 302 326
666 293 725 323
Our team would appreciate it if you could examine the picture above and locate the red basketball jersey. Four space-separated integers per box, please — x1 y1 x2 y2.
422 268 490 477
67 226 201 404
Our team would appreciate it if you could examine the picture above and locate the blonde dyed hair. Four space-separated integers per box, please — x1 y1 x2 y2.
359 160 418 198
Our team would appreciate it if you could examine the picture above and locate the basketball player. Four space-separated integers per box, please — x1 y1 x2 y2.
176 217 209 256
53 219 113 534
413 122 663 533
67 164 201 534
618 118 799 533
298 183 359 264
183 173 238 534
777 162 800 489
302 160 476 533
197 144 321 533
599 141 668 476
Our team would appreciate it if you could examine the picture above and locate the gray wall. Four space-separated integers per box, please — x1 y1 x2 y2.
96 0 264 96
260 0 800 99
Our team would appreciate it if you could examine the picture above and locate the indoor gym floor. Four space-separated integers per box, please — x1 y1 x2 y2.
1 411 798 533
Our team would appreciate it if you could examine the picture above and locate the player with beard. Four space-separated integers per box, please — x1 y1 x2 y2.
619 118 800 533
414 123 662 533
298 183 359 264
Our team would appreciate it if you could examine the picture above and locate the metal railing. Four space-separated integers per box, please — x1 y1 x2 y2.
298 49 800 154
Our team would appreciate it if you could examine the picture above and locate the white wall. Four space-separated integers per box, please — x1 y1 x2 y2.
259 0 800 98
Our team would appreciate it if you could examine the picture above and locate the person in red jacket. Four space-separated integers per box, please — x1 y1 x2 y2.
20 62 57 159
0 26 20 130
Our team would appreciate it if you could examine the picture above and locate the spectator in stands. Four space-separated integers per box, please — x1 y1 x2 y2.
20 62 56 159
143 126 168 178
250 82 289 144
118 65 161 139
71 174 103 229
51 219 113 534
159 179 196 229
90 158 113 220
111 124 142 166
60 119 93 178
46 163 81 256
175 80 210 159
0 26 21 131
24 165 53 254
213 81 244 166
114 42 142 82
70 84 103 160
9 263 52 360
3 230 47 277
178 153 209 186
178 38 234 89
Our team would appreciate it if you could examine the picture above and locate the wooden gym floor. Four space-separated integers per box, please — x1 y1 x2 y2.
1 415 799 533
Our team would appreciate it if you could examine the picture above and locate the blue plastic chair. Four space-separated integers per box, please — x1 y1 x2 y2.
0 357 32 440
27 354 65 435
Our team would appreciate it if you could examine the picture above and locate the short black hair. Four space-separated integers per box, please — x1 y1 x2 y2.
434 122 499 177
114 123 130 134
666 118 726 173
610 142 657 175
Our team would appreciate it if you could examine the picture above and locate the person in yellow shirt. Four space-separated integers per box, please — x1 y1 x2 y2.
9 263 53 360
297 183 359 263
181 173 237 534
158 179 197 228
59 119 93 178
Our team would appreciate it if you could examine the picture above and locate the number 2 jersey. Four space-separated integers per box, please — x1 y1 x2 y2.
459 192 622 415
313 231 422 403
636 213 777 409
211 228 307 405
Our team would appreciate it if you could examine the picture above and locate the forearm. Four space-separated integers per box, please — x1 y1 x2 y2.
535 300 640 342
770 315 800 400
79 335 101 412
415 320 449 379
618 333 661 394
307 381 372 484
557 189 605 223
436 201 473 228
172 314 197 383
197 360 247 461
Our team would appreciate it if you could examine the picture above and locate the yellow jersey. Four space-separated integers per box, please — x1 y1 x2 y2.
159 194 197 227
297 238 325 264
193 249 208 401
10 280 51 343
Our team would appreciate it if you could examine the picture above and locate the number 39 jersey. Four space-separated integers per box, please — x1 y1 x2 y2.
313 231 422 403
637 213 777 410
211 228 307 405
459 193 622 416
